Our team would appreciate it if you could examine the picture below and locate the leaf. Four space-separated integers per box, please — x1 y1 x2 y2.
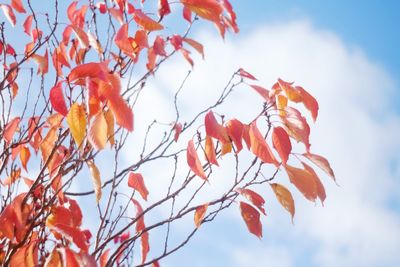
1 4 16 26
297 86 319 122
225 119 243 153
99 249 110 267
183 38 204 59
302 162 326 204
68 62 108 83
32 49 49 75
277 79 302 102
53 224 89 251
194 203 208 228
303 152 335 181
204 110 229 143
249 121 279 166
180 0 222 24
204 136 218 166
238 68 257 80
128 172 149 201
281 107 311 151
133 9 164 31
180 48 193 66
50 82 68 116
187 139 207 180
141 230 150 264
19 146 30 171
236 188 266 215
272 126 292 165
67 103 87 147
71 25 90 49
285 164 318 202
182 6 192 22
87 160 102 203
23 15 33 36
11 0 26 13
270 183 295 222
88 112 108 150
104 109 115 145
107 94 134 132
173 122 182 142
3 117 20 144
158 0 171 18
239 202 262 238
88 32 103 54
249 84 270 102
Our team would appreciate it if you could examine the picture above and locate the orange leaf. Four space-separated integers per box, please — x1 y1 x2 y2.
141 231 150 264
249 121 279 166
225 119 243 153
239 201 262 238
194 203 208 228
50 82 68 116
303 152 335 181
281 107 311 151
20 146 31 171
302 162 326 204
87 160 102 203
104 109 115 145
11 0 26 13
204 111 229 143
272 126 292 165
1 4 16 26
88 111 108 150
3 117 20 144
285 164 318 202
183 38 204 59
107 94 134 132
238 68 257 80
32 49 49 75
68 62 108 83
278 78 302 102
187 139 207 180
180 0 222 24
236 188 266 215
53 224 89 252
270 183 295 222
128 172 149 201
99 249 110 267
71 25 90 49
133 9 164 31
204 136 218 166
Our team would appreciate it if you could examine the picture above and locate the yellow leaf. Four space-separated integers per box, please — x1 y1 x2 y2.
88 112 107 150
270 183 295 222
87 160 102 204
67 103 87 147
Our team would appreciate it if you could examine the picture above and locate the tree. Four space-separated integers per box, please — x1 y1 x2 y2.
0 0 335 266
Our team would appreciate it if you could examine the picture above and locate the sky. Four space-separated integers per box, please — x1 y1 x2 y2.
127 1 400 267
2 1 399 266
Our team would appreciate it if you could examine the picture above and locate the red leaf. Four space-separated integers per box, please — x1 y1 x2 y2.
238 68 257 80
204 110 229 143
100 249 110 267
285 164 318 202
53 224 89 252
183 38 204 59
68 62 108 83
107 94 134 132
153 35 167 56
249 84 270 102
11 0 26 13
236 188 266 215
4 117 20 144
239 202 262 238
249 121 279 166
272 126 292 165
71 25 90 49
1 4 17 26
303 152 335 181
181 0 223 25
182 6 192 22
173 122 182 142
187 140 207 180
133 9 164 31
50 82 68 116
96 2 107 14
170 34 183 50
194 203 208 228
204 136 218 166
180 48 193 66
128 172 149 201
158 0 171 18
281 107 311 151
23 15 33 36
225 119 243 153
297 86 319 122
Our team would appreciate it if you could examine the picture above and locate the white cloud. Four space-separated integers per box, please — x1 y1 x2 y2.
122 20 400 267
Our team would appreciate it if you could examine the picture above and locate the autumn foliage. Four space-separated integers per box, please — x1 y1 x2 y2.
0 0 334 266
